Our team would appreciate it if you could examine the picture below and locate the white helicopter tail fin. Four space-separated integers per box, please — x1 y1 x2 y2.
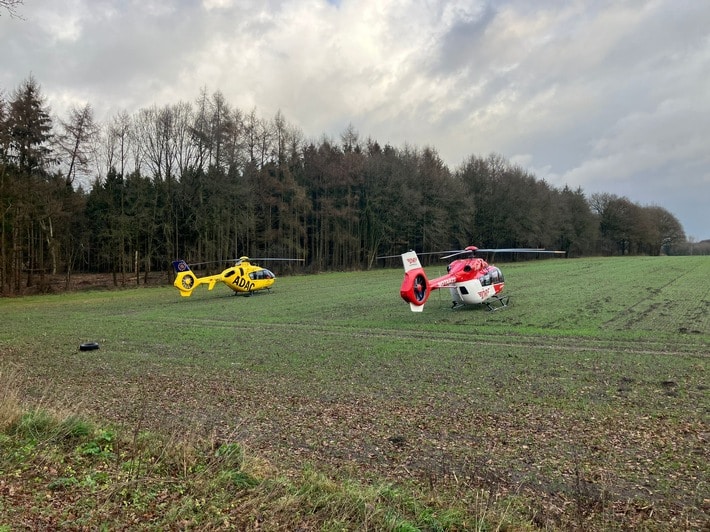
401 251 423 272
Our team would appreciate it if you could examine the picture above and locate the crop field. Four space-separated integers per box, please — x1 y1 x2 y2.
0 256 708 530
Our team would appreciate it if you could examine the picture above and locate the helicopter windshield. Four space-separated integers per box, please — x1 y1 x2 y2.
249 269 275 280
480 267 504 286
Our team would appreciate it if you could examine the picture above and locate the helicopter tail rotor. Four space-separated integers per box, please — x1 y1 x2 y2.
399 251 431 312
172 260 198 297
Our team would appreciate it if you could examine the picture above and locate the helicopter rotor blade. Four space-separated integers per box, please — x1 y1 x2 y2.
175 257 305 268
376 250 460 260
440 248 566 259
440 250 469 260
379 247 566 261
475 248 566 254
178 259 223 267
241 257 305 262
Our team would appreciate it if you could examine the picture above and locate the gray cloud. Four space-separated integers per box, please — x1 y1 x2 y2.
1 0 708 237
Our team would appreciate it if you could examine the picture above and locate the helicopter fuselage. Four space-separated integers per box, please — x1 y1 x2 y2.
221 263 275 293
437 259 505 306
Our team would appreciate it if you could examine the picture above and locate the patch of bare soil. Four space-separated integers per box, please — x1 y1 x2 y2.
11 362 708 530
3 272 169 296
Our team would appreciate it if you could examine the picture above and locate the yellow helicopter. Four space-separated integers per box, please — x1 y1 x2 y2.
171 257 303 297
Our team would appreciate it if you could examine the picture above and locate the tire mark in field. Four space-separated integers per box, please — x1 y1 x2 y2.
156 316 707 358
600 266 700 330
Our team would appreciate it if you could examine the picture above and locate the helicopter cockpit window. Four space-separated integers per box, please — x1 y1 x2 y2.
491 268 500 283
249 269 275 280
481 267 504 286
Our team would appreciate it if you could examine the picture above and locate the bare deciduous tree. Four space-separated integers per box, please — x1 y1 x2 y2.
1 0 23 17
99 110 133 183
57 103 99 187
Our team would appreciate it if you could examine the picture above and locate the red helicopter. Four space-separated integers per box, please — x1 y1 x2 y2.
397 246 565 312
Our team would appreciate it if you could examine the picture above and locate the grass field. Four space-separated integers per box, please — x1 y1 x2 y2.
1 256 708 530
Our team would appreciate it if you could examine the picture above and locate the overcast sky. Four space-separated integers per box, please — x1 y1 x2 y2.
2 0 708 239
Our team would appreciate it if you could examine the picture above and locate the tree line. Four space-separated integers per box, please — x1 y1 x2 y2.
0 76 693 294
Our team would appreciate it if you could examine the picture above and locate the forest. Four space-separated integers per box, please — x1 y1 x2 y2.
0 76 694 295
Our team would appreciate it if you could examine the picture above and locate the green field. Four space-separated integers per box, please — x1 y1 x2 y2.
1 256 708 530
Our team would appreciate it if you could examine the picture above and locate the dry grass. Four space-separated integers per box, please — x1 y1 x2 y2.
0 367 22 431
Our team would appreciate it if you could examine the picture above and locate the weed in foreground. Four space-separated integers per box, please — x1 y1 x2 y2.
0 367 22 431
0 388 499 530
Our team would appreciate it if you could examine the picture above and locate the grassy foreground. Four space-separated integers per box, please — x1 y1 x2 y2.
0 256 708 530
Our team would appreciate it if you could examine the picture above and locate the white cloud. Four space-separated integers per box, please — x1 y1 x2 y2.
202 0 234 10
1 0 709 236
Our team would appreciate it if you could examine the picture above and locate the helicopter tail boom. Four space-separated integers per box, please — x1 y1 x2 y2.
172 260 222 297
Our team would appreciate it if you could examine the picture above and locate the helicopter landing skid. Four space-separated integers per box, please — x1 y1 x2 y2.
485 295 509 311
450 295 509 310
236 288 272 297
